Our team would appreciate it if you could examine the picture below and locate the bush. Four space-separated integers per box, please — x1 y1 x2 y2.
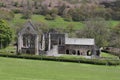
21 10 32 19
64 14 72 22
45 14 55 20
0 20 13 48
0 2 6 7
12 9 21 13
0 53 119 66
13 2 19 7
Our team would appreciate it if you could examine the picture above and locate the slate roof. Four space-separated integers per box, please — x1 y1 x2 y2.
65 38 95 45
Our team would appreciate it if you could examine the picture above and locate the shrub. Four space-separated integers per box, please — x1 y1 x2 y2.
45 14 55 20
0 2 6 7
64 14 72 22
0 20 13 48
0 53 119 66
12 9 21 13
21 10 32 19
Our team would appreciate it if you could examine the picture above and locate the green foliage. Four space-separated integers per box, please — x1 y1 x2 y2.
110 23 120 47
101 0 120 20
45 14 55 20
77 18 110 47
58 3 67 16
13 2 19 7
0 2 6 7
12 9 21 14
0 53 120 66
0 20 13 48
101 52 118 59
69 8 85 21
65 23 76 37
21 10 32 19
63 14 72 22
41 5 49 15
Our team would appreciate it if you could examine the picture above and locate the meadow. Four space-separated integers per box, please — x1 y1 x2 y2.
11 14 84 30
0 57 120 80
11 14 120 31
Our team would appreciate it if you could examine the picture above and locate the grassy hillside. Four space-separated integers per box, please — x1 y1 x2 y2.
0 57 120 80
11 14 120 31
11 14 84 29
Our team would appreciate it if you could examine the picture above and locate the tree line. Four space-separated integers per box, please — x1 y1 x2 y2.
0 0 120 21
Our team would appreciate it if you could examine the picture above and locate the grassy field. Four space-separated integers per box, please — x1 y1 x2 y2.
12 14 84 30
101 52 119 59
11 14 120 31
0 57 120 80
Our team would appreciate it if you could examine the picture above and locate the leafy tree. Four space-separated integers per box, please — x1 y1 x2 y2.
45 8 58 20
65 23 76 37
0 20 13 48
68 3 111 21
58 3 67 16
101 0 120 20
110 23 120 48
69 8 86 21
0 2 6 7
41 4 49 15
77 18 110 47
13 2 19 7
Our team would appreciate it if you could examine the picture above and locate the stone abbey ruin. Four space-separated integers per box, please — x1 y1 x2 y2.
17 21 100 57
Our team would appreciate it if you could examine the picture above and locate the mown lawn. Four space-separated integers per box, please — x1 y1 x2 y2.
0 57 120 80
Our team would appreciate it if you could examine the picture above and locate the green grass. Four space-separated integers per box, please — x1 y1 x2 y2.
101 52 119 59
10 14 120 32
0 57 120 80
12 14 84 30
60 54 86 59
109 20 120 27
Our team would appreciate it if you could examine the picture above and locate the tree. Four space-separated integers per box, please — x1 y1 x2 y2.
0 9 14 21
65 23 76 37
21 0 32 19
110 23 120 48
58 3 67 16
64 14 72 22
41 4 49 15
0 20 13 48
77 18 110 47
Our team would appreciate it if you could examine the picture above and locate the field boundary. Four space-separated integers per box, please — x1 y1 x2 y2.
0 53 120 66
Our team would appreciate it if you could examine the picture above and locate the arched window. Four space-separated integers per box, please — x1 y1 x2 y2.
87 50 92 56
58 38 62 45
23 34 35 48
72 50 76 55
77 50 80 55
66 49 69 54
